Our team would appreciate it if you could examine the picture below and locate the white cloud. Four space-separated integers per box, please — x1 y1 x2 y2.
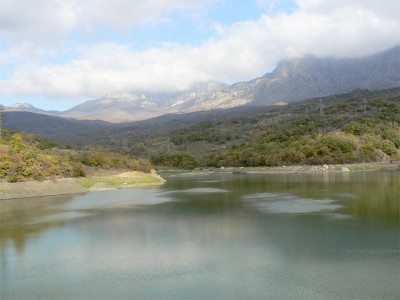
0 0 399 103
297 0 400 19
0 0 213 45
0 0 77 45
0 43 208 98
77 0 213 31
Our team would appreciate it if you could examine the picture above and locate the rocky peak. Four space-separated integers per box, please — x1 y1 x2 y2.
12 103 35 109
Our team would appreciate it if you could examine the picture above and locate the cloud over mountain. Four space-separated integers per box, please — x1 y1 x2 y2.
0 0 399 109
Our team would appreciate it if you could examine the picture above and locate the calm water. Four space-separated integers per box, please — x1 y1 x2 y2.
1 171 399 299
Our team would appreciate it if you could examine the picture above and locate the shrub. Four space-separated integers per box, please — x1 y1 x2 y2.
151 152 199 169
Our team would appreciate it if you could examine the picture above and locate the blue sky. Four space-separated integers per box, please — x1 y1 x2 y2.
0 0 399 111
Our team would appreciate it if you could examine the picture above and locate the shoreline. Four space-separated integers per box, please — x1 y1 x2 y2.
0 170 166 201
159 162 400 176
1 162 398 200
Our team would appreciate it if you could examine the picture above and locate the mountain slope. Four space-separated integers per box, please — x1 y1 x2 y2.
4 46 399 123
60 92 162 122
60 81 228 122
5 103 56 115
191 46 400 109
66 46 398 121
253 45 400 103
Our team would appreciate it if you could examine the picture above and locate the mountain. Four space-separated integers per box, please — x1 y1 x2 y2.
185 45 400 109
5 103 53 115
60 92 162 122
60 81 228 122
4 46 399 122
250 45 400 103
62 46 400 122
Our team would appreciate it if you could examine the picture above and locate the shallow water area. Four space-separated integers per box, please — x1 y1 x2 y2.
1 171 399 299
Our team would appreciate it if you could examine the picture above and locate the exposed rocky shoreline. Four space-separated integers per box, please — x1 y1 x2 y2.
161 162 399 176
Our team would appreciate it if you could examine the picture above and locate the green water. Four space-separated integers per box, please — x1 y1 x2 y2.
1 171 399 299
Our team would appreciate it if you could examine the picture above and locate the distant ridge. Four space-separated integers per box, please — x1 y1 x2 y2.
5 46 399 122
6 103 55 115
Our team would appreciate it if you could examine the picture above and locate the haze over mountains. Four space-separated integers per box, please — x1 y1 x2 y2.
5 46 399 123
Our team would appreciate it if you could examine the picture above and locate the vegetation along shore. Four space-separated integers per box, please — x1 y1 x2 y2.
0 130 165 200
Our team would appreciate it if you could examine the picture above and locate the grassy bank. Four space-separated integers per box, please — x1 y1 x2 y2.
77 176 164 189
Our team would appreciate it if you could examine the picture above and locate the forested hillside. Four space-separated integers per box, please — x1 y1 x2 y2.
149 88 400 168
0 130 152 182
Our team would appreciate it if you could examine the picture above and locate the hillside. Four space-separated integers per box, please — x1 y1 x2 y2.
149 88 400 168
0 130 153 182
4 88 400 168
3 112 111 146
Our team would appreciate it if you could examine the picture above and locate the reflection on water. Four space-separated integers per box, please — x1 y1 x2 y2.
243 193 343 213
0 189 172 256
0 196 71 255
0 171 399 299
345 171 399 222
178 188 230 194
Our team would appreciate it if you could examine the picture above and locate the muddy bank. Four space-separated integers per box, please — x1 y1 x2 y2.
0 170 166 200
0 178 87 200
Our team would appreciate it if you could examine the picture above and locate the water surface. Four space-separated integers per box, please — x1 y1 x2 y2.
1 171 399 299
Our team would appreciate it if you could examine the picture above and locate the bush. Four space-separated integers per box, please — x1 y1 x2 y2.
151 152 199 169
318 133 355 153
0 132 156 182
134 158 153 173
71 163 86 177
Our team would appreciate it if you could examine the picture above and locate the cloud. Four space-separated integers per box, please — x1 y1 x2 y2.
297 0 400 19
0 0 399 103
0 0 213 45
77 0 213 31
255 3 400 58
0 0 77 45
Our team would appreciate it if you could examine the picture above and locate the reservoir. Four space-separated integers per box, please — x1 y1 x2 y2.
1 171 399 299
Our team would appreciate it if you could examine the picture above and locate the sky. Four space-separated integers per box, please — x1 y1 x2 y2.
0 0 399 111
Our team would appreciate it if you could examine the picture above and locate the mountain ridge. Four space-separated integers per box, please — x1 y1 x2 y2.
4 46 399 122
